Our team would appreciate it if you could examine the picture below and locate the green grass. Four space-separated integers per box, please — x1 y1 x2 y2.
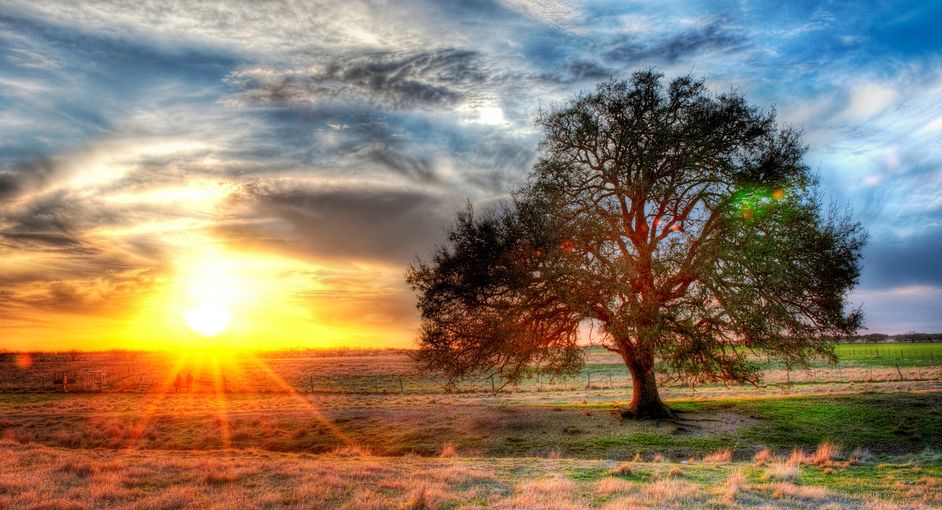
673 392 942 455
835 342 942 368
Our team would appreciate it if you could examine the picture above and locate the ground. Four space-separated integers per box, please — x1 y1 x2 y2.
0 344 940 509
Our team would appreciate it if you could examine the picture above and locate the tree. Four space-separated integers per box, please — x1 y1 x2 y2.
407 71 865 418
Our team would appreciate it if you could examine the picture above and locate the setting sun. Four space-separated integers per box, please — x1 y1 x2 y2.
184 303 232 337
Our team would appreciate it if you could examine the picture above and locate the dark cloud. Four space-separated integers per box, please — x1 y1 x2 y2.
0 157 59 200
1 189 119 238
226 48 492 110
0 232 88 253
216 181 454 264
608 19 748 64
0 185 169 293
538 59 614 84
363 148 437 183
860 226 942 290
324 118 441 183
0 270 161 316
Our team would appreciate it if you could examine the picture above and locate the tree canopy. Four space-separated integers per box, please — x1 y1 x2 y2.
407 71 865 418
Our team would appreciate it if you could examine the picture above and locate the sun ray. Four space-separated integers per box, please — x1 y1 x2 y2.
241 353 357 449
209 355 232 449
126 352 192 449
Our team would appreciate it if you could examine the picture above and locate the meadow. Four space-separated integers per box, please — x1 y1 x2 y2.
0 344 940 509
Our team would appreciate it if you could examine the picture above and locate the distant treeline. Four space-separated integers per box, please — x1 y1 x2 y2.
838 333 942 344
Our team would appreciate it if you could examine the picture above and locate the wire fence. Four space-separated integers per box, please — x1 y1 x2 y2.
2 347 941 394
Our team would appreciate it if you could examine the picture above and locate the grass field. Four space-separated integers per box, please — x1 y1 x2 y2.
1 345 940 509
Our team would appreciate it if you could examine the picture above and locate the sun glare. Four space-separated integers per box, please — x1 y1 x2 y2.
184 303 232 337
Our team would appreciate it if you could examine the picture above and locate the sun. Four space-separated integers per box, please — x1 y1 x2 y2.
184 303 232 337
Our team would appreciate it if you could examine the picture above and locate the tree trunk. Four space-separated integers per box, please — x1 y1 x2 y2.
621 352 673 420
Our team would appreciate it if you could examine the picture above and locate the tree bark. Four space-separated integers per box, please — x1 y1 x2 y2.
620 351 673 419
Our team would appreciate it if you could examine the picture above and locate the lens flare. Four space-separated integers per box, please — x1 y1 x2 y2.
14 353 32 369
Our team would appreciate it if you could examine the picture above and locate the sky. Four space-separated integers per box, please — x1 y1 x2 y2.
1 0 941 351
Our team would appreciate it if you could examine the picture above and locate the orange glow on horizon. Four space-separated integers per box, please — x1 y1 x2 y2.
0 243 417 352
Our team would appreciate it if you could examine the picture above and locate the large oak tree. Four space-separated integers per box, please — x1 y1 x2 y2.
407 71 865 418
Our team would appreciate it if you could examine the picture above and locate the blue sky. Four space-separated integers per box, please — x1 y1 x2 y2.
1 0 941 348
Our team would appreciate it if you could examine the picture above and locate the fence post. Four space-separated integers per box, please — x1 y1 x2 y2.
586 371 591 389
399 376 404 394
896 360 903 381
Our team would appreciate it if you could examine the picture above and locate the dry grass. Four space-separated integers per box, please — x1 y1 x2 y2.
639 478 700 504
720 469 746 503
328 445 372 457
702 448 733 463
763 461 800 482
439 443 457 458
0 443 936 510
753 447 777 465
610 463 632 476
848 447 874 465
496 477 586 510
595 477 634 496
809 441 841 466
764 481 831 501
788 447 809 466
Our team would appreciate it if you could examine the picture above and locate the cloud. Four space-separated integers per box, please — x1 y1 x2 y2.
216 181 455 265
607 18 749 64
299 268 418 330
834 82 898 123
225 48 496 111
851 284 942 334
496 0 585 33
0 270 162 316
0 157 59 200
860 226 942 290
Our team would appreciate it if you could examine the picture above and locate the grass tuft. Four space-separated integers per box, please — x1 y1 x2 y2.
610 463 632 477
720 469 746 503
439 442 457 458
702 449 733 463
753 447 777 465
763 461 800 482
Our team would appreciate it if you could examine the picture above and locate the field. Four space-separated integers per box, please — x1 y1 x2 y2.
1 344 941 509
